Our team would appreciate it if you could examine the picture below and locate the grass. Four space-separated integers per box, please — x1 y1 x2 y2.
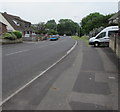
71 36 81 40
71 36 89 45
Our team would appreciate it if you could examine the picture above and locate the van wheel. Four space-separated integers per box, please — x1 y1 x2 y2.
94 42 99 47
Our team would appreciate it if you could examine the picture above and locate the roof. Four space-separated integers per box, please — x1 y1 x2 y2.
109 11 120 20
0 22 7 26
1 12 32 31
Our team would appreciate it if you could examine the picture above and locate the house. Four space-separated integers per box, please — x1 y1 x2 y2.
0 22 7 34
0 12 33 37
109 10 120 59
108 11 120 25
0 12 14 32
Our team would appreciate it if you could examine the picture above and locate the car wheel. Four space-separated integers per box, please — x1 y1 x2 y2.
94 42 99 47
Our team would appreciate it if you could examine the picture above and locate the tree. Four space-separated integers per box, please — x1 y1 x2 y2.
57 19 80 36
48 29 58 35
37 22 46 34
31 22 47 34
80 12 115 35
45 20 57 31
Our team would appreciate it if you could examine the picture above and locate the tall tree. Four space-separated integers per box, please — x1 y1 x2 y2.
32 22 47 34
45 20 57 30
37 22 46 34
80 12 115 35
45 20 57 35
57 19 80 36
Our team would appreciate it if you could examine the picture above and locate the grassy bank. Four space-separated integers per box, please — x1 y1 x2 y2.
71 36 89 44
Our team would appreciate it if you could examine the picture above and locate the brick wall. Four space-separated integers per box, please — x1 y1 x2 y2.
0 23 7 34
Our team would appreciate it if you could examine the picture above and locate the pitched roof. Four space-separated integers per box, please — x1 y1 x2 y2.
0 22 7 26
109 11 120 20
1 12 32 31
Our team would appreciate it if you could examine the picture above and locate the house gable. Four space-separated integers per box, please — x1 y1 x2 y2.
0 22 7 34
1 12 32 32
0 12 15 31
109 11 120 24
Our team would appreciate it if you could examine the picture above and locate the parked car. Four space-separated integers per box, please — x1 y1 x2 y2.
63 34 66 36
56 34 60 38
49 35 59 41
89 26 119 47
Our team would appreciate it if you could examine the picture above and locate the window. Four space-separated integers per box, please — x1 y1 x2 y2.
13 20 20 26
108 30 118 37
96 32 106 39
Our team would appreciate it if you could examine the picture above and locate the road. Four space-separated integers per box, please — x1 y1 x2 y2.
2 36 119 110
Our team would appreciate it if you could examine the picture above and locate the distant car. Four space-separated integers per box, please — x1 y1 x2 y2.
63 34 66 36
56 34 60 38
49 35 58 41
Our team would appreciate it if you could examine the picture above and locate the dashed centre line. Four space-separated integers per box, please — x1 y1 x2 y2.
5 41 59 56
5 49 30 56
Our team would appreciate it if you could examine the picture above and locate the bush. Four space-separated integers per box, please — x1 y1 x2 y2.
3 33 17 40
13 31 22 39
48 30 58 35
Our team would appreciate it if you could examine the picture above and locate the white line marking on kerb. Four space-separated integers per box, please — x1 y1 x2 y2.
0 40 77 106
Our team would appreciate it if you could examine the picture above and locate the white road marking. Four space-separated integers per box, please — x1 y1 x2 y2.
89 77 92 80
0 40 77 106
23 41 46 44
5 41 58 56
5 49 30 56
67 41 77 54
108 76 116 79
37 42 58 49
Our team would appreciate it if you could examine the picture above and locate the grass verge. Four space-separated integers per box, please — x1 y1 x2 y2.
71 36 89 45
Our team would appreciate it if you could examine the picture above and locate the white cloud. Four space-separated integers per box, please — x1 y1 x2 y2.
0 2 118 24
0 0 119 2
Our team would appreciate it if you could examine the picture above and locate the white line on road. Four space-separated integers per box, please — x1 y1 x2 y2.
37 42 58 48
5 42 58 56
67 42 76 54
108 76 116 79
5 49 30 56
0 40 77 106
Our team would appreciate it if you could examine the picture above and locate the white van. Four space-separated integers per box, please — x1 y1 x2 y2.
89 26 119 47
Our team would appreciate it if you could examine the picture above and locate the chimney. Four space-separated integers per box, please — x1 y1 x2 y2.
4 12 7 14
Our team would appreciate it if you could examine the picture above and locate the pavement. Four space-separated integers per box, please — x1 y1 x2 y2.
2 37 119 110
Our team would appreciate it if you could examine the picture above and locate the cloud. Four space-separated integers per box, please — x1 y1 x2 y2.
0 2 118 24
0 0 119 2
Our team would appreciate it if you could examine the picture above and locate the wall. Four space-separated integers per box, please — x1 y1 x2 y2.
109 35 120 59
0 38 23 44
0 23 7 34
22 37 36 41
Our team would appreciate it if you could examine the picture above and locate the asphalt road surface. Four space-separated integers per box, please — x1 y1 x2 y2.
2 36 119 110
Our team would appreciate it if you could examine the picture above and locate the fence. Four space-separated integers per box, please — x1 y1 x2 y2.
23 34 49 41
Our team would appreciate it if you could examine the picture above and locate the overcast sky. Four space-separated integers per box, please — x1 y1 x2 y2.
0 1 119 24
